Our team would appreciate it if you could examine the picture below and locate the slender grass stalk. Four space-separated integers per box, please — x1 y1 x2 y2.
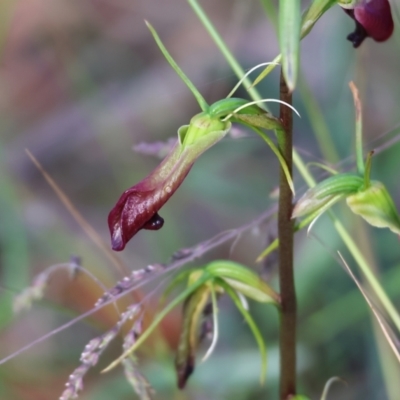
298 74 339 164
278 70 296 399
187 0 262 103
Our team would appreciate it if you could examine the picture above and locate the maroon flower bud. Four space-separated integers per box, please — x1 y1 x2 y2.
108 113 231 251
342 0 394 47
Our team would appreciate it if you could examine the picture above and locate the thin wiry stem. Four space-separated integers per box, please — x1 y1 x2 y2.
278 70 297 399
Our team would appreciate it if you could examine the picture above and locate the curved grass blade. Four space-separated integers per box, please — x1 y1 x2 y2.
320 377 347 400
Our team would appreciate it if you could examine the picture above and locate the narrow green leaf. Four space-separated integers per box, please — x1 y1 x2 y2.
253 0 336 86
301 0 337 38
279 0 301 91
220 281 268 385
145 21 209 111
250 125 295 195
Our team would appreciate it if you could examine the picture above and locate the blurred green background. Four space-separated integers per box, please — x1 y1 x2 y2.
1 0 400 399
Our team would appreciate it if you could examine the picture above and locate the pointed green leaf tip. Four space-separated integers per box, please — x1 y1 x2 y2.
346 181 400 234
279 0 301 91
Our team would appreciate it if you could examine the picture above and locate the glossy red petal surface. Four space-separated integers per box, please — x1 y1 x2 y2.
355 0 394 42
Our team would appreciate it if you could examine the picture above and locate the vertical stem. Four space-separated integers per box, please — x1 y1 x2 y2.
278 69 296 399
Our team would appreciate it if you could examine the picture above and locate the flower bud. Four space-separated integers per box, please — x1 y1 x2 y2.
346 181 400 234
292 173 364 218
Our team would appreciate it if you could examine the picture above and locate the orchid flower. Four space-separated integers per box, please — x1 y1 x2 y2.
108 24 297 251
340 0 394 47
108 113 231 251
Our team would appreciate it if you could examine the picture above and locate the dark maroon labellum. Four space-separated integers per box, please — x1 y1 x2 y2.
343 0 394 48
107 141 195 251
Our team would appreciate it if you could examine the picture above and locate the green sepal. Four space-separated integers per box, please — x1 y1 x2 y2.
292 173 364 218
205 260 280 304
176 120 231 167
346 181 400 234
175 285 211 389
180 113 229 147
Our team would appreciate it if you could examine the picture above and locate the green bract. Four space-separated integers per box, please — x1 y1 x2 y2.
292 173 364 218
293 170 400 236
347 181 400 234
